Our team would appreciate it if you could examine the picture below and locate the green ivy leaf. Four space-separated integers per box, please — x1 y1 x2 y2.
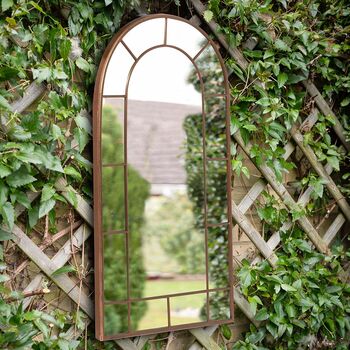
0 164 11 178
256 97 270 107
277 72 288 88
64 166 82 181
340 97 350 107
327 156 340 171
274 39 291 52
64 189 78 208
74 127 89 152
28 205 39 228
248 295 262 316
0 180 8 205
0 95 11 110
1 201 14 230
75 115 91 134
203 10 213 23
242 124 257 132
281 284 297 292
13 191 31 209
9 125 32 141
247 329 266 344
51 264 76 277
76 57 91 72
6 169 37 188
220 324 232 340
241 166 250 179
33 318 49 338
278 324 287 337
38 198 56 218
1 0 13 12
255 307 269 321
41 184 55 202
285 304 296 318
32 66 51 82
0 67 18 81
0 274 10 282
238 265 252 289
0 228 13 241
59 39 72 60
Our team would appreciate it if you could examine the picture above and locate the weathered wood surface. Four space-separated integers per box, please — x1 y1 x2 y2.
55 177 94 227
324 214 346 245
189 328 222 350
291 126 350 222
12 224 94 318
232 202 278 266
10 82 46 114
188 326 218 350
302 80 350 152
234 130 330 254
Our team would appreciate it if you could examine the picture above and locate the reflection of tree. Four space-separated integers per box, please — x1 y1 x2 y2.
102 106 150 334
184 45 230 319
142 193 205 274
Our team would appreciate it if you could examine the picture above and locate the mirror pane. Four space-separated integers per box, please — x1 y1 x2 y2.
206 160 228 225
167 19 204 58
104 234 127 301
195 45 225 95
209 289 231 320
123 18 165 58
102 98 124 165
130 299 168 331
170 293 206 325
208 226 229 289
129 47 202 105
102 166 125 232
104 303 129 336
103 44 134 95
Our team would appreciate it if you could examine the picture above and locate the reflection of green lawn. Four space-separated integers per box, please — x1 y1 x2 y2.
137 279 206 330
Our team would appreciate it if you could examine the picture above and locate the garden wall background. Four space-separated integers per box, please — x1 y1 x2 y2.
0 0 349 349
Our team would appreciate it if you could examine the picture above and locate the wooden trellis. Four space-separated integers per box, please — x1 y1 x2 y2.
5 0 350 349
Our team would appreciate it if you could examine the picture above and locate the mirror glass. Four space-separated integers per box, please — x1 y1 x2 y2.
96 16 232 340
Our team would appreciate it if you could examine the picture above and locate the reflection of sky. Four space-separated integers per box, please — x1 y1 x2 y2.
104 18 204 106
129 47 202 106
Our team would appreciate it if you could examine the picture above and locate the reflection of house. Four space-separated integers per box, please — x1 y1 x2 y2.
105 99 201 195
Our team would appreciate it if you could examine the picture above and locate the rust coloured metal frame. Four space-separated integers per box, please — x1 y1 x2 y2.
93 14 233 341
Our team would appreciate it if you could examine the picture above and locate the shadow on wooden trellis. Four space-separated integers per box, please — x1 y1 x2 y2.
5 0 350 349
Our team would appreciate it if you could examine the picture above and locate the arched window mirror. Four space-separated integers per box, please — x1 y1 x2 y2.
93 14 233 340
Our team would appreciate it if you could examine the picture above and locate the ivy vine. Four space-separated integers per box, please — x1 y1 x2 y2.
0 0 349 349
203 0 350 348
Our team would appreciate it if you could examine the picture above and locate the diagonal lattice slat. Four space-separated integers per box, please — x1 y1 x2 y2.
12 224 94 318
290 126 350 221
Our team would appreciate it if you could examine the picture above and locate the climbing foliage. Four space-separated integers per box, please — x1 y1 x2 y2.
0 1 140 349
202 0 350 348
0 0 350 349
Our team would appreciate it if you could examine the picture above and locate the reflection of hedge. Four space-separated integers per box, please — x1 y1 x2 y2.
102 106 150 334
184 112 229 320
185 50 230 319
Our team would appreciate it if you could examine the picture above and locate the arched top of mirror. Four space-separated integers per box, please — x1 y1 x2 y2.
95 15 227 99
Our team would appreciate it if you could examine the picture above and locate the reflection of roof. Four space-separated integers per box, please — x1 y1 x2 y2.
105 99 201 186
